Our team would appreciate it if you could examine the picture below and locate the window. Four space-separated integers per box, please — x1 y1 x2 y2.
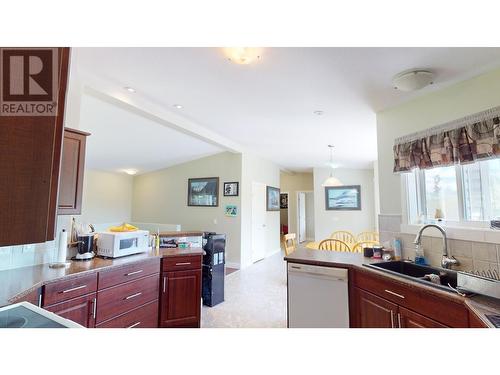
405 159 500 225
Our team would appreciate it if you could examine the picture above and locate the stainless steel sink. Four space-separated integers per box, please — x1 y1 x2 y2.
364 261 458 293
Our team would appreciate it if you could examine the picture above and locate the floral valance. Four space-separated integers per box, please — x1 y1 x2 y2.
393 106 500 173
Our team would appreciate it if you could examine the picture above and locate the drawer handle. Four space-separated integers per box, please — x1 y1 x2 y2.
384 289 405 299
175 262 191 266
61 285 87 294
125 270 143 276
127 321 141 328
125 292 142 300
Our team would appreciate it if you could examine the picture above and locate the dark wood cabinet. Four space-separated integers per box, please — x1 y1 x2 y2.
44 293 96 328
58 128 90 215
160 268 202 328
398 306 447 328
353 287 398 328
0 47 70 246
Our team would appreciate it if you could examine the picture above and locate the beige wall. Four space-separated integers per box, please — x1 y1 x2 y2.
132 152 242 266
280 172 314 236
80 169 134 224
313 167 376 240
376 67 500 215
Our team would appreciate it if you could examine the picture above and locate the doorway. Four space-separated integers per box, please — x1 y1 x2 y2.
251 182 267 263
280 192 289 236
297 191 314 243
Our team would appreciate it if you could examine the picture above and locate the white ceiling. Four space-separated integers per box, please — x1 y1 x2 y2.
79 92 223 174
76 47 500 171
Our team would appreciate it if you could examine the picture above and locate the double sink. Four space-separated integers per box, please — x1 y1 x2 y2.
364 260 458 293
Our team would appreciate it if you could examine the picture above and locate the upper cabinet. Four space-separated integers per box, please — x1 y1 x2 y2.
0 47 70 247
58 128 90 215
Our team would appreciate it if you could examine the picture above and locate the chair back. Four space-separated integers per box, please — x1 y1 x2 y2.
356 231 379 242
329 230 356 243
284 233 297 256
352 240 380 253
318 239 351 252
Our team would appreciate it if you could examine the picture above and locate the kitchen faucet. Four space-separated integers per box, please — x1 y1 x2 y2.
413 224 459 269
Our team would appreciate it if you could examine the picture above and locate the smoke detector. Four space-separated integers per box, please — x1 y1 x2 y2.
392 69 434 92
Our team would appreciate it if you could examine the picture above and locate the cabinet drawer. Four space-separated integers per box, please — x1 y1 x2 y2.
162 255 202 272
98 258 160 290
43 273 98 306
96 274 159 324
353 269 468 327
96 300 158 328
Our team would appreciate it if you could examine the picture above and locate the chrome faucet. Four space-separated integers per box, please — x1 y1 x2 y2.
413 224 459 269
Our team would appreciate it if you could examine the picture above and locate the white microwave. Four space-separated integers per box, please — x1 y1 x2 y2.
97 230 150 258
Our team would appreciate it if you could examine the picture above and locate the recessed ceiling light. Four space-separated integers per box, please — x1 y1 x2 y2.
313 110 324 116
124 87 136 93
123 169 138 175
172 104 183 109
223 47 262 65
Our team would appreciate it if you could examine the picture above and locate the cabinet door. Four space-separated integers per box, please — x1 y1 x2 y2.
0 48 70 246
58 128 89 215
398 307 447 328
44 293 96 328
354 287 398 328
160 269 201 328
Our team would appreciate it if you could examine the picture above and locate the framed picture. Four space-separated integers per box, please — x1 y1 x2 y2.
188 177 219 207
325 185 361 210
280 193 288 209
223 181 239 196
225 204 238 217
266 186 280 211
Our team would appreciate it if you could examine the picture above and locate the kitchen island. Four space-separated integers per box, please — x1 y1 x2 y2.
285 248 500 328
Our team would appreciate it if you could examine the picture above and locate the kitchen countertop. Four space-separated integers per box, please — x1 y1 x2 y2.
0 247 204 307
285 247 500 328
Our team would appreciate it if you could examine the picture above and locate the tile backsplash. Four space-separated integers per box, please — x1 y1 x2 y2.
0 215 74 271
379 214 500 274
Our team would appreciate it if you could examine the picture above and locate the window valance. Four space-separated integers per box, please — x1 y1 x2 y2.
393 106 500 173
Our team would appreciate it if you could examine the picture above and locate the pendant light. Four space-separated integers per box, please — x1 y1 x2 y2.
322 145 342 187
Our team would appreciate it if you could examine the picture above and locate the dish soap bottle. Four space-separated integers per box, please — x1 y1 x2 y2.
414 244 426 265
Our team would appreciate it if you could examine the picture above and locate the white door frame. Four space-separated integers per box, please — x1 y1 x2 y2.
296 190 313 243
251 182 267 263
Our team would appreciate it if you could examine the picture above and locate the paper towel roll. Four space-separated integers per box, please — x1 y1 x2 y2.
57 229 68 263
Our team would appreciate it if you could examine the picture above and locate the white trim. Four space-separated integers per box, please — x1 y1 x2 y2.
225 262 240 269
400 223 500 244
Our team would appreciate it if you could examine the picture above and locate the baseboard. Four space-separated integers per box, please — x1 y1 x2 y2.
225 262 240 269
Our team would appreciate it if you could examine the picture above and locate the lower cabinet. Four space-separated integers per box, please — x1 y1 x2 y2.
160 269 202 328
44 293 96 328
354 288 397 328
398 306 447 328
96 300 158 328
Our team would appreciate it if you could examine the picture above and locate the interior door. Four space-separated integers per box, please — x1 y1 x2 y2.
251 182 267 262
298 192 306 243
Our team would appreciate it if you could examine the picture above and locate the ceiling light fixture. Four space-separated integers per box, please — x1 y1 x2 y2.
172 104 183 109
123 169 138 175
223 47 262 65
322 145 343 187
124 87 136 93
313 110 324 116
392 69 434 91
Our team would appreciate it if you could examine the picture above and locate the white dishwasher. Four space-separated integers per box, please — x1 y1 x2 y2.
287 262 349 328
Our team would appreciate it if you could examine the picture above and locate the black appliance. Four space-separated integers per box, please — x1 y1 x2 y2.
202 232 226 307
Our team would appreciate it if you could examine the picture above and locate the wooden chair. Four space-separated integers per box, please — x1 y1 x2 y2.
356 231 379 243
352 240 380 253
329 230 356 244
283 233 297 256
318 239 351 252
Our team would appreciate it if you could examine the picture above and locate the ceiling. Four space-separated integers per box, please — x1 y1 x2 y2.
75 47 500 171
79 92 223 174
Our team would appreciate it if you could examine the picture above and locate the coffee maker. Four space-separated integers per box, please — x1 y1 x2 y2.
71 220 96 261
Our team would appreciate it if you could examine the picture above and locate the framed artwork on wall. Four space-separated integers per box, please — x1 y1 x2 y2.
325 185 361 210
225 204 238 217
223 181 239 196
188 177 219 207
280 193 288 209
266 186 280 211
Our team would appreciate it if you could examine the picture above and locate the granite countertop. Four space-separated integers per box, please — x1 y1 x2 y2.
0 247 204 307
285 247 500 328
